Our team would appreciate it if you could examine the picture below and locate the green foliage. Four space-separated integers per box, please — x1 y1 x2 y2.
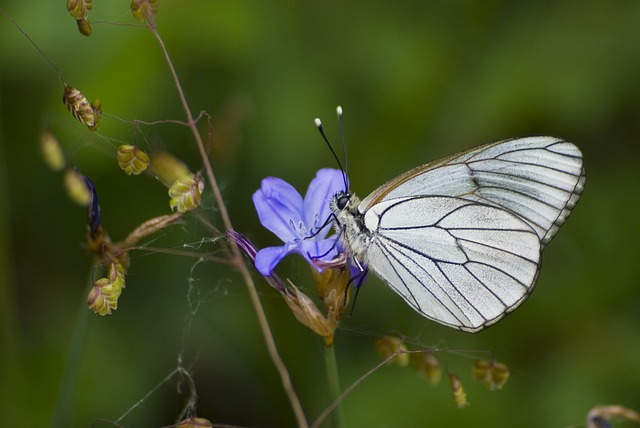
1 1 639 426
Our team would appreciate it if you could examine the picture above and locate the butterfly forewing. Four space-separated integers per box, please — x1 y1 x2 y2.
360 137 585 245
343 136 584 332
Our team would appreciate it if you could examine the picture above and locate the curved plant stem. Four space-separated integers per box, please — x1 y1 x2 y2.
145 16 308 428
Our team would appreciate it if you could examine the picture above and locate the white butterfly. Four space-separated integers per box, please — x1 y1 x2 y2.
331 136 585 332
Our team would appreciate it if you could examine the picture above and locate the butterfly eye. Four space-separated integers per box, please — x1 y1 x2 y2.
336 193 350 210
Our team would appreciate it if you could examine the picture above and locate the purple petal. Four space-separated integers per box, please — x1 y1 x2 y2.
299 237 340 268
303 169 346 235
253 177 304 242
255 246 290 276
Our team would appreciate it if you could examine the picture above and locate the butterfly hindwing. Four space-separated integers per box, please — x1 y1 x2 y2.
363 196 541 332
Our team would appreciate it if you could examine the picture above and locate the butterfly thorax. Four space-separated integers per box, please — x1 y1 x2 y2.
330 191 371 264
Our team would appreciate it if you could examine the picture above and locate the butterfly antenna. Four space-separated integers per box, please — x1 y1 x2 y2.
314 112 349 192
0 7 67 86
336 106 349 184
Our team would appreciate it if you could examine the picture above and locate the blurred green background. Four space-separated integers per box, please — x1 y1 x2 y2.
1 1 639 427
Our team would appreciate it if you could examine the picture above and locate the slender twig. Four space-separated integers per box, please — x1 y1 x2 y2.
144 12 308 427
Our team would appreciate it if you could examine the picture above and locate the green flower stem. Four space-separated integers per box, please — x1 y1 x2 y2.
323 343 344 428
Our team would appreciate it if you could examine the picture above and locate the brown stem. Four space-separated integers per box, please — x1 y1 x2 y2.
145 13 308 428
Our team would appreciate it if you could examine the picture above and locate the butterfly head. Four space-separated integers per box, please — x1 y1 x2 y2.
330 190 360 214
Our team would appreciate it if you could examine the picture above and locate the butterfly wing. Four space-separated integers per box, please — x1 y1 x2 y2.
360 136 585 246
356 137 585 331
362 196 541 332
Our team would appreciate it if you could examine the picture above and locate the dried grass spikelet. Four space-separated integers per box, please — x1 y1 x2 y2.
117 144 150 175
85 213 182 316
87 262 126 316
67 0 92 19
121 212 183 249
449 373 469 409
311 264 350 323
472 360 510 390
67 0 93 36
76 17 92 36
586 405 640 428
40 130 66 171
150 151 191 186
169 173 205 213
62 86 101 130
131 0 159 21
375 336 409 367
282 282 337 345
64 168 91 206
410 351 441 385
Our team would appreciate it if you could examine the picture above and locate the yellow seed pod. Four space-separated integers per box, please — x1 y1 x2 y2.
62 86 101 131
131 0 159 21
67 0 92 20
177 417 213 428
87 262 126 316
76 17 92 36
472 360 510 390
40 130 66 171
150 151 190 186
472 360 491 382
489 362 510 390
117 145 150 175
87 277 119 316
449 374 469 409
374 336 409 367
108 262 126 296
169 173 205 213
410 351 441 385
64 168 91 206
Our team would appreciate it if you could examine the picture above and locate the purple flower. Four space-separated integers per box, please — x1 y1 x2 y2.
252 168 346 276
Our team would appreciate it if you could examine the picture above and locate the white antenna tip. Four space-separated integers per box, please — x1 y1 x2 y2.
336 106 343 116
314 118 322 128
